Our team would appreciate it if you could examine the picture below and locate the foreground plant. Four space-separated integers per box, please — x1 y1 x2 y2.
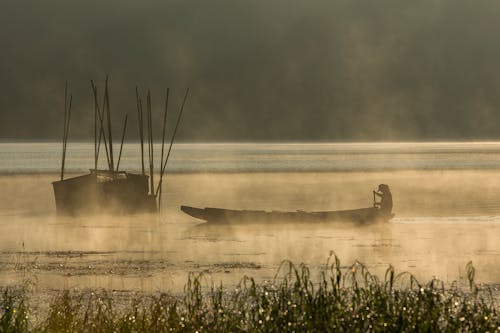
2 256 499 332
0 288 29 332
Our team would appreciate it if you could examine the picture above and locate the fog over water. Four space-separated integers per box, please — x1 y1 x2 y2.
0 142 499 296
3 0 500 314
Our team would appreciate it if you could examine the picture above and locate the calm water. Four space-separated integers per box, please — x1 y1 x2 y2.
3 141 500 173
0 141 499 295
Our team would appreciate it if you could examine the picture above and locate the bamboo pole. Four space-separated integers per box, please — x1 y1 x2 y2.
159 88 169 184
61 95 73 180
157 88 170 212
60 82 72 181
156 88 189 195
65 95 72 149
60 81 68 180
94 82 97 171
116 114 128 172
63 95 72 178
147 91 154 195
100 81 109 169
98 95 111 170
91 81 111 170
105 77 114 173
136 87 145 175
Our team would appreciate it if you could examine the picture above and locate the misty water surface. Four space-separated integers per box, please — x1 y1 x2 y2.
0 142 498 294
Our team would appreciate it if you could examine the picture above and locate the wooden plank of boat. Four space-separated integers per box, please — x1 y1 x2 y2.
180 205 393 224
52 170 156 216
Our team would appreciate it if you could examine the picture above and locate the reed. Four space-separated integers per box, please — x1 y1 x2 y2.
2 257 498 332
0 288 29 332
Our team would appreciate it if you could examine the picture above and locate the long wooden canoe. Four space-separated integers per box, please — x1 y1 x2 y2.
180 205 393 225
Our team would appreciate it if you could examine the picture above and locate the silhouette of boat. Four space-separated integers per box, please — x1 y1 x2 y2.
181 205 392 224
53 170 156 215
181 186 394 224
53 80 189 216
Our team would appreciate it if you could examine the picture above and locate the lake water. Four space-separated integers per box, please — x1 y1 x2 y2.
4 141 500 173
0 142 499 299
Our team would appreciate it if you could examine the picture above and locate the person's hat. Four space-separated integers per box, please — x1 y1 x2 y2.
378 184 389 192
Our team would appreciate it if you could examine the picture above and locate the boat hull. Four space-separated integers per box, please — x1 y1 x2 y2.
53 171 156 216
181 205 393 224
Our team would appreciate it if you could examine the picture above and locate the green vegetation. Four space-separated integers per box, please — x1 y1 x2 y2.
1 255 499 332
1 289 29 332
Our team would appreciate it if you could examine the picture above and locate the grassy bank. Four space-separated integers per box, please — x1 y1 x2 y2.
1 256 499 332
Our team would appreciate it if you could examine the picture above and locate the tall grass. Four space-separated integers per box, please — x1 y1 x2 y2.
0 288 29 332
2 255 499 332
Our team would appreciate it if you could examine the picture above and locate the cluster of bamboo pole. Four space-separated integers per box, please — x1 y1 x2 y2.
59 77 189 212
135 87 190 211
91 77 128 174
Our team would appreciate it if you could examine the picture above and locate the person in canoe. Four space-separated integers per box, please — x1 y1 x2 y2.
373 184 392 215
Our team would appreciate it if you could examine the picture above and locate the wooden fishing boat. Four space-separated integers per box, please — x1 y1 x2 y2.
181 185 394 224
53 170 156 215
53 79 189 216
181 206 392 224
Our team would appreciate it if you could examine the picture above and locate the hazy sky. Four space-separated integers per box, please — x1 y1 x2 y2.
2 0 500 141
